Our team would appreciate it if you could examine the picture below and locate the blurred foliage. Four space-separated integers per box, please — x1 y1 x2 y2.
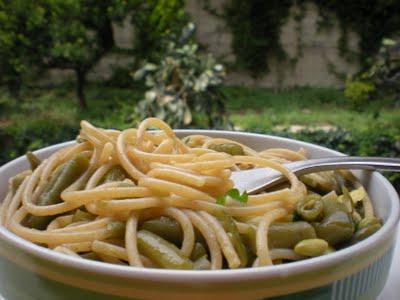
0 0 53 95
134 23 230 128
131 0 188 62
365 38 400 102
314 1 400 68
0 0 188 106
0 0 139 107
223 0 292 76
344 38 400 106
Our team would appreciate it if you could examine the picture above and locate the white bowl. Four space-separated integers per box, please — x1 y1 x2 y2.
0 130 398 300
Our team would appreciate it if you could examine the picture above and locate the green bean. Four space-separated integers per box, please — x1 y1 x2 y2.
358 217 381 229
313 194 355 246
300 172 338 193
140 216 183 246
190 242 207 261
81 252 100 261
215 209 248 267
239 225 258 267
137 230 193 270
323 246 335 255
22 154 89 230
321 193 348 215
26 151 41 170
339 186 354 213
72 209 96 223
314 211 354 246
349 187 366 204
268 222 317 249
294 239 328 257
352 211 362 227
99 165 127 184
296 195 323 221
193 255 211 270
10 173 27 195
208 143 244 156
106 221 126 239
117 182 136 187
240 225 257 255
181 137 190 145
351 223 381 243
76 136 87 143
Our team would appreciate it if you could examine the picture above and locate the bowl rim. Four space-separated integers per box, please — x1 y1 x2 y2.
0 129 399 284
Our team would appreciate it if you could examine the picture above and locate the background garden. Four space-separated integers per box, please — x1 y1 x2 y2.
0 0 399 191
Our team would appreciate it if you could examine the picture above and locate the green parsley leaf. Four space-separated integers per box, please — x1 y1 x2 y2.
216 188 248 205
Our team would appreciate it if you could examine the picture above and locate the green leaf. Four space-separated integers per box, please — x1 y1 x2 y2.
216 188 248 206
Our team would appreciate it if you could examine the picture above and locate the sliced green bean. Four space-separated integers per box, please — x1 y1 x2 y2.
300 172 338 193
358 217 381 230
99 165 127 184
191 242 207 261
339 186 354 213
81 252 100 261
294 239 328 257
321 194 348 216
296 195 323 221
76 136 87 143
240 225 257 255
137 230 193 270
106 221 126 239
117 182 136 187
313 194 355 245
314 211 354 246
215 209 248 267
268 222 317 249
140 216 183 246
323 246 335 255
22 154 89 230
10 173 28 195
351 223 381 243
208 143 244 156
72 209 96 223
26 151 41 170
193 255 211 270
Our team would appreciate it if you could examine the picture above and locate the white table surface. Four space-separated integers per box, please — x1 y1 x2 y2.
378 225 400 300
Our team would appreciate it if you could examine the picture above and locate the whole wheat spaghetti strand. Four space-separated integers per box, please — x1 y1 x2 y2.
125 212 143 267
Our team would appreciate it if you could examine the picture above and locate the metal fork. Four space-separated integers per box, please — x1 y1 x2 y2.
230 156 400 194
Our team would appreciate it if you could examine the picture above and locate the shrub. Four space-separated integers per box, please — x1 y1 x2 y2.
133 23 230 129
344 79 375 108
0 118 77 165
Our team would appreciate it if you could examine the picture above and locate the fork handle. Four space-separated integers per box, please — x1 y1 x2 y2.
289 156 400 175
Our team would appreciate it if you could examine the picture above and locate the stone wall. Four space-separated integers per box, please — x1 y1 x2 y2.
40 1 359 88
186 0 359 88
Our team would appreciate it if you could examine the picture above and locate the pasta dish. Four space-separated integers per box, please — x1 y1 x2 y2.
0 118 381 270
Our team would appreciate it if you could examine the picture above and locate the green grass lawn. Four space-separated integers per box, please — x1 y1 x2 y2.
223 86 399 134
2 84 398 133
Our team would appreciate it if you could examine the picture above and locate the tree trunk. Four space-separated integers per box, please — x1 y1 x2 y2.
75 69 87 109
